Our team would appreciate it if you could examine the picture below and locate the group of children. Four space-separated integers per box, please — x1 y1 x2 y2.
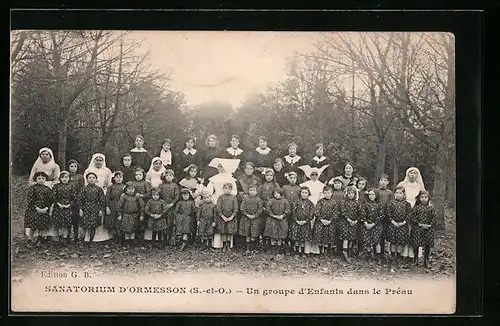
24 135 436 268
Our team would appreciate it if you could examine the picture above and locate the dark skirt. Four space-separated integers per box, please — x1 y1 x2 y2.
52 206 73 229
386 222 410 245
147 216 168 232
338 218 360 241
104 200 120 229
289 219 312 242
175 214 193 235
238 215 263 237
80 204 102 229
312 219 337 245
24 207 50 231
360 223 383 247
263 216 288 239
120 213 139 233
410 225 434 247
215 215 238 235
197 218 215 237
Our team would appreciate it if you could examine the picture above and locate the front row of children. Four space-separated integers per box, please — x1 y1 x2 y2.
25 167 436 268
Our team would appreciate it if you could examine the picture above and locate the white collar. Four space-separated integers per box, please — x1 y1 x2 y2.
255 147 271 155
284 155 301 164
312 156 327 163
183 148 197 155
226 147 243 156
130 147 148 153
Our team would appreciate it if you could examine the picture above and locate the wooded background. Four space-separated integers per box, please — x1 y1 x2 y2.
10 31 455 227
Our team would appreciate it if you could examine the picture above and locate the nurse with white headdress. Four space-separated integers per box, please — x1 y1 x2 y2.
82 153 113 242
204 158 240 249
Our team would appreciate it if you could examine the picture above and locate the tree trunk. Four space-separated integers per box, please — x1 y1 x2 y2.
375 137 386 181
433 138 450 229
57 119 68 170
446 144 456 209
392 156 399 188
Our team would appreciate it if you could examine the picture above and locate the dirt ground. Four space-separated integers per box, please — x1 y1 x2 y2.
10 175 456 281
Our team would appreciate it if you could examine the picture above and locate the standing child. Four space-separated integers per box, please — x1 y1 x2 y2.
258 169 280 247
409 190 436 268
216 183 239 252
236 162 262 200
330 177 345 203
79 172 105 249
282 172 302 252
117 182 144 246
360 188 384 262
283 142 305 183
105 171 126 243
338 186 361 262
238 185 264 253
24 172 53 246
51 171 75 244
159 170 180 246
145 188 169 249
196 191 217 248
377 174 394 258
68 160 84 243
146 157 166 189
264 188 291 254
386 186 412 264
157 138 174 171
289 186 315 255
120 154 135 183
174 189 197 251
309 143 330 183
129 135 152 171
272 158 288 187
356 177 368 202
131 167 151 245
179 164 204 208
312 186 338 255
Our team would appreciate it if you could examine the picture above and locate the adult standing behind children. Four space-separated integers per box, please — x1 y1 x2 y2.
129 135 152 171
176 136 203 180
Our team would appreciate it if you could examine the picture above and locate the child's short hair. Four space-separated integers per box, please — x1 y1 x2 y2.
356 177 368 187
315 143 324 150
162 138 171 146
394 186 406 197
67 159 79 168
135 135 145 141
323 185 333 192
223 183 233 190
84 172 97 180
181 188 191 196
366 188 380 201
231 134 240 141
264 169 275 176
288 142 298 150
244 161 255 169
59 171 70 179
134 168 145 177
187 164 198 173
415 189 431 205
287 172 298 179
202 191 212 198
112 171 124 183
125 181 135 190
161 169 175 181
184 136 196 146
151 188 160 196
258 136 268 143
379 174 389 181
273 188 283 196
345 185 357 195
33 171 49 181
205 134 219 147
332 177 343 184
300 186 311 196
273 157 284 165
248 184 258 191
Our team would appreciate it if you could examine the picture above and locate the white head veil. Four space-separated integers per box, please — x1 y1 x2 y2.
148 157 166 175
402 167 426 190
33 147 57 170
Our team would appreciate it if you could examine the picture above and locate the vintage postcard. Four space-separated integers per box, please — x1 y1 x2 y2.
10 30 456 314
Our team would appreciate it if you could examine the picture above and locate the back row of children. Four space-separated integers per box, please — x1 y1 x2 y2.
25 135 435 267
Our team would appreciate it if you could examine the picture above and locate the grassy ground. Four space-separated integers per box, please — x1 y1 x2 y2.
10 175 456 280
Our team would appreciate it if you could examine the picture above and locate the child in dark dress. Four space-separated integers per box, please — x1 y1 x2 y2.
360 188 384 261
129 135 152 171
130 168 151 245
338 186 361 262
237 162 262 200
117 182 144 246
289 186 315 255
258 169 280 246
238 185 264 253
272 158 288 187
78 172 105 249
409 190 436 268
145 188 169 249
176 136 203 181
51 171 75 244
282 172 301 251
105 171 125 240
386 186 412 263
25 172 53 246
263 188 291 254
377 174 394 257
309 143 330 183
356 177 368 203
312 186 338 255
216 183 239 252
68 160 84 242
159 170 180 246
120 154 135 183
174 189 196 251
196 191 217 248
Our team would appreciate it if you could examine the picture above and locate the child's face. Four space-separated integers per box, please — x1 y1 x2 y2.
344 164 353 175
419 193 429 204
311 173 319 181
60 174 70 184
379 178 389 188
300 190 309 199
114 174 123 184
273 191 281 199
69 163 78 173
165 173 174 182
189 169 197 178
333 181 342 190
162 143 170 151
357 181 366 190
258 139 267 149
223 185 232 194
249 188 257 196
153 160 162 171
408 170 418 181
244 165 254 175
288 175 297 185
40 151 51 162
182 193 190 200
152 193 160 200
230 138 239 149
217 164 225 173
185 139 194 149
36 175 46 184
273 162 283 171
126 187 135 195
208 138 217 147
323 190 332 199
87 174 97 184
123 156 132 167
203 195 212 203
347 191 356 200
315 147 324 157
135 172 144 181
368 190 376 201
135 138 144 148
394 189 405 200
265 173 274 182
288 146 297 156
94 157 104 168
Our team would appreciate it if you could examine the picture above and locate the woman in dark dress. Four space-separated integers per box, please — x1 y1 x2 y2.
309 143 330 183
176 136 203 181
249 136 273 180
201 134 222 183
220 134 246 178
129 135 152 171
283 142 306 183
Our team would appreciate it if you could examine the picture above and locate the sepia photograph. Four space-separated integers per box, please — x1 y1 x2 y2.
10 30 456 314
